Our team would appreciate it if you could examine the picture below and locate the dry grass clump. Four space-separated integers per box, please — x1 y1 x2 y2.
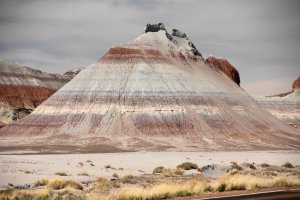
78 172 89 176
47 179 83 190
230 162 242 171
261 163 270 168
112 181 121 188
102 180 206 200
174 168 184 175
214 175 300 191
0 188 52 200
227 169 239 176
33 178 49 187
87 177 112 199
112 172 119 178
153 166 164 174
90 177 112 193
176 162 198 170
282 162 294 168
122 174 136 184
162 168 173 177
55 171 68 176
243 163 256 170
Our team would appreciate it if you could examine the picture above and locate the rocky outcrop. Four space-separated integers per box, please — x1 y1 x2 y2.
0 24 299 153
144 23 202 58
63 68 83 78
205 56 240 85
144 23 166 33
292 76 300 90
0 61 71 127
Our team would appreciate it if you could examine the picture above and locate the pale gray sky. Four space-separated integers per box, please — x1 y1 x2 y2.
0 0 299 95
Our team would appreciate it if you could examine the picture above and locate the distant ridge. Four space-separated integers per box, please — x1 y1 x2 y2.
0 61 73 128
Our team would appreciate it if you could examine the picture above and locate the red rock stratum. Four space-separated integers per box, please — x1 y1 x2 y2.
0 61 72 128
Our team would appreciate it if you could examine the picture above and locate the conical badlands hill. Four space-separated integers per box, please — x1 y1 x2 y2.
1 24 299 152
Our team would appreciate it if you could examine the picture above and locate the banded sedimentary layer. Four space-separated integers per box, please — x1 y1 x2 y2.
0 24 299 152
254 77 300 130
0 61 71 127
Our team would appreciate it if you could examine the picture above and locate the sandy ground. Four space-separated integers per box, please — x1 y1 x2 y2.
0 151 299 187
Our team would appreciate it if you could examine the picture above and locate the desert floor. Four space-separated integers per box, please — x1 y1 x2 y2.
0 150 299 187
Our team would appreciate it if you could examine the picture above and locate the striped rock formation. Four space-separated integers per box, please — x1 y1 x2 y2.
0 24 299 153
254 76 300 130
0 61 71 128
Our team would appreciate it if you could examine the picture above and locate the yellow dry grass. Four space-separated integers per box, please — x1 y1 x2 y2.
95 175 300 200
47 179 83 190
0 188 52 200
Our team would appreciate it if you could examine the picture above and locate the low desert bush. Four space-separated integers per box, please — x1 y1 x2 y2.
244 163 256 170
153 166 164 174
261 163 270 168
78 172 89 176
55 171 68 176
112 172 119 178
176 162 198 170
282 162 294 168
230 162 242 171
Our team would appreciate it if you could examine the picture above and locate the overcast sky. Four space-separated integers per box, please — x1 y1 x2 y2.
0 0 299 95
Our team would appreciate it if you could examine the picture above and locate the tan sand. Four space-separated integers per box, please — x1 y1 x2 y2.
0 151 299 187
